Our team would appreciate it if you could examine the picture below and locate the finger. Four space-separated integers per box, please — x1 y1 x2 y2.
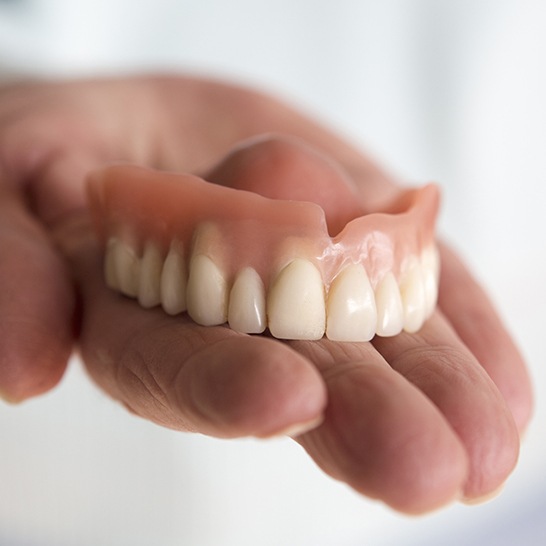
0 183 74 402
206 134 364 234
372 312 520 501
291 340 467 514
437 244 533 433
54 213 327 438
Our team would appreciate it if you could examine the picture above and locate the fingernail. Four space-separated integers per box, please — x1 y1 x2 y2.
460 483 505 506
284 414 325 438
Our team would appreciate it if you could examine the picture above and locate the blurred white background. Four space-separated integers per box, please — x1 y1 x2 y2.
1 0 545 544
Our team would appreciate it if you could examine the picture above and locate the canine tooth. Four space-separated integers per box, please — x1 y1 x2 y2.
375 272 404 337
113 238 140 297
400 260 426 333
160 240 187 315
326 264 377 342
421 246 440 317
268 259 325 340
228 267 266 334
186 254 228 326
138 241 163 308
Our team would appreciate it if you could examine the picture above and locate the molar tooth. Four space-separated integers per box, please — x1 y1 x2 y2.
138 241 163 308
421 246 440 317
326 264 377 342
375 272 404 337
111 238 140 298
228 267 266 334
160 240 187 315
399 259 426 333
267 259 325 340
186 254 228 326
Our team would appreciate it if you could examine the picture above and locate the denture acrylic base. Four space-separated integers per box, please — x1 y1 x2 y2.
88 165 441 342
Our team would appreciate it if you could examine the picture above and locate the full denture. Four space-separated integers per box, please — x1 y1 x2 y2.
87 164 440 342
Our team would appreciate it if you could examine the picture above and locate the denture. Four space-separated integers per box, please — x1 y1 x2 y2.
87 164 440 342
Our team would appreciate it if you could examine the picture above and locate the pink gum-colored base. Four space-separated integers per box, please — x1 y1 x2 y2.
87 164 440 290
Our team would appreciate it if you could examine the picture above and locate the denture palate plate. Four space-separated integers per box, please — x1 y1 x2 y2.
88 165 441 341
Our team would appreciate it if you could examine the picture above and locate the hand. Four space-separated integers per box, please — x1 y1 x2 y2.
0 76 533 513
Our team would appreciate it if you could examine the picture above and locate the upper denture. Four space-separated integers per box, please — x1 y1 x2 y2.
87 164 440 341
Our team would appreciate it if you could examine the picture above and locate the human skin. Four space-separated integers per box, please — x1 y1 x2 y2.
0 76 533 514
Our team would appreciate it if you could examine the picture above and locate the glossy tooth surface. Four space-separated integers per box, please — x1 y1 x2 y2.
422 246 440 317
400 260 426 333
186 254 228 326
375 272 404 337
228 267 266 334
326 264 377 342
138 241 163 308
112 238 140 297
160 240 187 315
268 259 325 340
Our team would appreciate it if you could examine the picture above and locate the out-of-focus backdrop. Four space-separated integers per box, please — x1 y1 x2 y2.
1 1 545 544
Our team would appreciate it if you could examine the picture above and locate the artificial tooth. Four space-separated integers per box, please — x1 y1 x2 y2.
160 240 187 315
112 238 140 298
326 264 377 342
375 272 404 337
104 237 120 290
138 241 163 308
186 254 228 326
267 259 325 340
399 260 426 333
421 246 440 317
228 267 266 334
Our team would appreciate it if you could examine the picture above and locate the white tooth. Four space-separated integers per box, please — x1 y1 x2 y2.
421 246 440 317
104 237 120 290
113 238 140 298
228 267 266 334
186 254 228 326
400 259 426 333
326 264 377 342
138 241 163 308
267 259 325 340
375 272 404 337
160 240 187 315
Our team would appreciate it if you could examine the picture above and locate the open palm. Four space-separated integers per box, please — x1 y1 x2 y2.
0 76 532 513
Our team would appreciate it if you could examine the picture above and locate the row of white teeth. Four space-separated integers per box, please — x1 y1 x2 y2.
103 238 440 342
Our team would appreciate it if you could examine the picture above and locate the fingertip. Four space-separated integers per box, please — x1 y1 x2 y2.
460 483 505 507
300 359 469 515
0 198 75 401
0 332 71 402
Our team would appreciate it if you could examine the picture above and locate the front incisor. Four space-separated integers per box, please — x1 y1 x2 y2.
267 259 326 340
326 263 377 342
